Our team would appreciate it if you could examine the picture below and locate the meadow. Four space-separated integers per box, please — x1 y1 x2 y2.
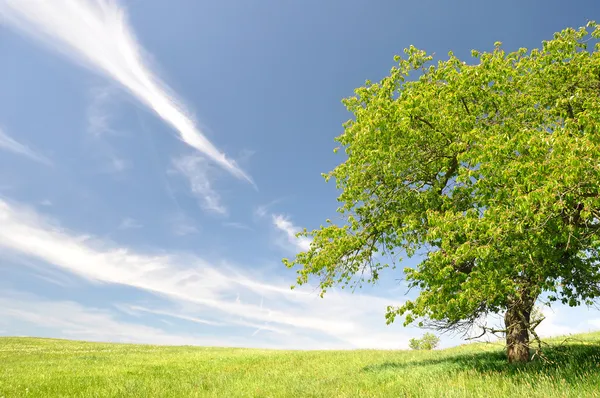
1 332 599 397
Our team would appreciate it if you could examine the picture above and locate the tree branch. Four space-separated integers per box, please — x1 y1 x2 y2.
461 97 471 115
438 156 459 195
413 115 436 131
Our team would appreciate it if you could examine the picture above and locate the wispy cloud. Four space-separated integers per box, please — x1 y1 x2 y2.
86 85 119 138
168 212 199 236
101 156 129 174
172 155 227 215
223 222 252 231
254 199 285 220
121 305 223 327
272 214 311 252
0 0 251 183
0 198 422 349
0 292 251 346
0 292 349 349
0 127 51 165
172 223 198 236
82 85 133 174
118 217 142 230
255 205 269 219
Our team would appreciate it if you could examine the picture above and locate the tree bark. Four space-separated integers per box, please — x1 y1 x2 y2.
504 291 536 363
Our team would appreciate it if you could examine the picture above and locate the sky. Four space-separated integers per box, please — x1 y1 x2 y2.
0 0 599 350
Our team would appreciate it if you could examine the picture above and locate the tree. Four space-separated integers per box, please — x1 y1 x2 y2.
409 333 440 350
284 23 600 363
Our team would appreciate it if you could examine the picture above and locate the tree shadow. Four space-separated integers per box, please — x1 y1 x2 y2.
362 342 600 386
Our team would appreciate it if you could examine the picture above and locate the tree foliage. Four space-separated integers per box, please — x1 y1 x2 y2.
409 333 440 350
283 23 600 362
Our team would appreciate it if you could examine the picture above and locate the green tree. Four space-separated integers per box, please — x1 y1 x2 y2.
409 333 440 350
284 23 600 363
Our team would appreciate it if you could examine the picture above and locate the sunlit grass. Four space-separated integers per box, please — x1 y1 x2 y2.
1 332 599 397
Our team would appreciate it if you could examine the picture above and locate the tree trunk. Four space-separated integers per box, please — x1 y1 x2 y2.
504 292 535 363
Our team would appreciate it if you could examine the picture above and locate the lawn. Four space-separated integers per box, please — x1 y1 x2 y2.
1 332 599 397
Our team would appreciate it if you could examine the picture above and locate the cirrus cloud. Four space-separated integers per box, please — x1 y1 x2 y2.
0 126 51 165
0 0 251 183
0 197 417 349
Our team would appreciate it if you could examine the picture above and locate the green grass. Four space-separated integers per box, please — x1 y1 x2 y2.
1 332 599 397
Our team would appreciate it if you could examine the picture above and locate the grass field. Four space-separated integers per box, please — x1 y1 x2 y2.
1 332 599 397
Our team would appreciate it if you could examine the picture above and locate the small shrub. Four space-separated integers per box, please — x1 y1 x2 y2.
409 333 440 350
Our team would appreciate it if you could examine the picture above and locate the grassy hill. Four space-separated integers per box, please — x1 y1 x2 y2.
1 332 599 397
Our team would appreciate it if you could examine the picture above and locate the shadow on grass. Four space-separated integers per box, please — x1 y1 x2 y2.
363 343 600 385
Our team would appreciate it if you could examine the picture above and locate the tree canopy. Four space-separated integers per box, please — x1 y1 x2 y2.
283 22 600 362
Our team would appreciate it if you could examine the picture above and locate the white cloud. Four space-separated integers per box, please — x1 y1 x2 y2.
535 306 578 337
122 304 291 338
4 255 78 288
0 127 51 165
168 212 198 236
86 85 119 137
0 292 356 349
223 222 252 231
0 291 263 347
107 157 129 173
254 199 284 219
121 305 223 327
535 305 600 338
172 155 226 215
0 0 251 183
255 205 269 219
118 217 142 230
465 303 599 345
272 214 311 252
172 223 198 236
82 85 132 174
0 198 421 349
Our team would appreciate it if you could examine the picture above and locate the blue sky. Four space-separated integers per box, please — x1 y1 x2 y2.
0 0 599 349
